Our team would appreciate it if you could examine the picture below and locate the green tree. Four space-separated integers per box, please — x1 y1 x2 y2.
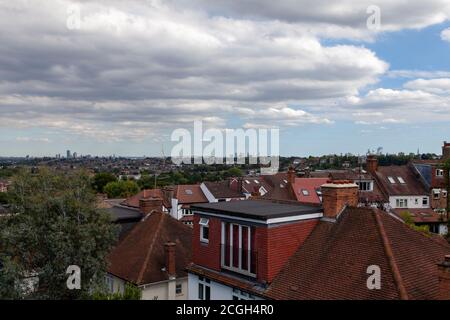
137 174 155 190
104 180 140 199
0 169 119 299
91 282 142 300
92 173 117 193
226 167 243 178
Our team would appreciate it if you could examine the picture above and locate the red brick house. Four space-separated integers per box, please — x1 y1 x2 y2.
187 181 450 300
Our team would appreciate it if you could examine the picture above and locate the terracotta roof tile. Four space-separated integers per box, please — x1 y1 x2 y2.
107 212 192 285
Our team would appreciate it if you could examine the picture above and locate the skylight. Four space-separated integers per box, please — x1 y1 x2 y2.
245 180 250 184
254 180 259 184
388 176 396 184
397 177 406 184
301 189 310 196
185 189 193 195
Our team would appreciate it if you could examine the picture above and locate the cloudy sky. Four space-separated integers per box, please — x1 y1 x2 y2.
1 0 450 157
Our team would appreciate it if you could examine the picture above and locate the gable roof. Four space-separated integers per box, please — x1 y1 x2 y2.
174 184 208 204
374 165 428 196
266 207 450 300
107 212 192 285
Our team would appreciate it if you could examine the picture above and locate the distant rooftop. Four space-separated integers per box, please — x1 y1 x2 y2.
191 199 322 221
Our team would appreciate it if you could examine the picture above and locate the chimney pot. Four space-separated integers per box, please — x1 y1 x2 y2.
165 242 176 279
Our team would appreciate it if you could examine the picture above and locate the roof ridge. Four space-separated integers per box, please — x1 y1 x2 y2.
136 212 165 284
372 209 409 300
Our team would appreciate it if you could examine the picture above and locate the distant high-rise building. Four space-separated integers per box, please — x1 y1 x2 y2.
73 152 78 159
66 150 71 159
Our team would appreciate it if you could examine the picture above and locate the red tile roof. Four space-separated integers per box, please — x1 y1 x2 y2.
174 184 208 204
189 207 450 300
292 178 328 204
266 208 450 300
107 212 192 285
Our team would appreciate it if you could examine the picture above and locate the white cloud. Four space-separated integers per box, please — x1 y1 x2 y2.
0 0 449 144
441 27 450 41
404 78 450 94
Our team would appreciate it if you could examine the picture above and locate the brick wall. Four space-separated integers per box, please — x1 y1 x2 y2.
254 219 318 283
192 215 222 272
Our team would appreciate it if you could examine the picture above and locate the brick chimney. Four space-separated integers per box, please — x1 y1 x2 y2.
437 255 450 300
366 155 378 174
139 197 163 214
162 186 174 206
287 166 296 185
321 180 358 219
442 141 450 160
165 242 176 279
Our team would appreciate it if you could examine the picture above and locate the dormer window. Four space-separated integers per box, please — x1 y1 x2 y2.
199 218 209 243
397 177 406 184
436 169 444 177
388 177 396 184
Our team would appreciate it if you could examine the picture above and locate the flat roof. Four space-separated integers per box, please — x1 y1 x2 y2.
191 200 322 221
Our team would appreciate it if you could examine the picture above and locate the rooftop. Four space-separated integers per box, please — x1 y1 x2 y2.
191 199 322 221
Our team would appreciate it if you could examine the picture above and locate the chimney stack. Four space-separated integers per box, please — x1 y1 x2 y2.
321 180 358 219
287 166 296 185
139 197 163 215
437 255 450 300
165 242 176 279
366 155 378 174
442 141 450 160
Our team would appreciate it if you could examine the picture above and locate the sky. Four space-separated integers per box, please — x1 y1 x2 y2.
1 0 450 157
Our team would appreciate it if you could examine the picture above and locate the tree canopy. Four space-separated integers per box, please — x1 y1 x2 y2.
0 169 119 299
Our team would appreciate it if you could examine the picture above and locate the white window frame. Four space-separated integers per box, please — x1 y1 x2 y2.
175 283 182 295
220 222 256 277
198 277 211 300
436 169 444 177
422 197 428 206
199 218 209 243
396 198 408 208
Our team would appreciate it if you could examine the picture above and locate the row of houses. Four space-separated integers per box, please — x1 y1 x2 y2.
103 142 450 300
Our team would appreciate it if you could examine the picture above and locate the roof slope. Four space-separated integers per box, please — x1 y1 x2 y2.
292 178 328 204
266 207 450 300
374 165 428 196
203 181 245 199
175 184 208 204
107 212 192 285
